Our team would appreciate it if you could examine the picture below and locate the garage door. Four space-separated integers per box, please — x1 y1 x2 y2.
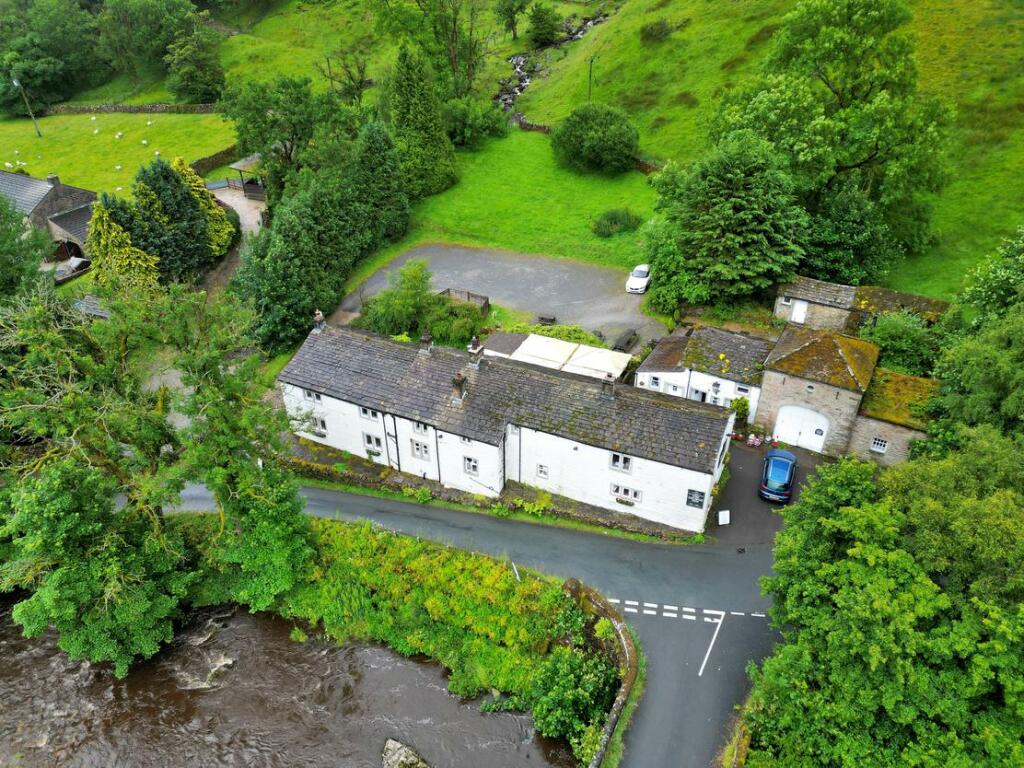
773 405 829 452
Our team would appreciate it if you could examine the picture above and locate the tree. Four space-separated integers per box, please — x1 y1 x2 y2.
715 0 949 260
86 201 161 294
0 195 49 298
0 33 69 113
932 303 1024 434
351 122 410 244
961 226 1024 325
388 44 457 199
647 131 806 309
2 460 192 677
802 183 896 285
172 157 236 258
96 0 194 77
551 103 639 174
219 77 344 201
527 2 560 47
496 0 528 40
859 310 936 376
356 258 435 337
165 18 225 103
317 51 370 106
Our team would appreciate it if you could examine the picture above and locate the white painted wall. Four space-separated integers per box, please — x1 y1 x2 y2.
636 370 760 422
504 422 729 532
281 383 502 498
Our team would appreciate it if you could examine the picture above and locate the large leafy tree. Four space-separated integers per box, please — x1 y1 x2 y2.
715 0 950 273
0 286 312 674
164 15 225 103
0 195 50 298
388 43 457 199
961 226 1024 326
746 449 1024 767
647 130 806 310
96 0 194 76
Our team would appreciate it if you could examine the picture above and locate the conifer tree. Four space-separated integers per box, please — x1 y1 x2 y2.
352 122 410 244
85 201 160 295
389 44 457 199
172 157 235 258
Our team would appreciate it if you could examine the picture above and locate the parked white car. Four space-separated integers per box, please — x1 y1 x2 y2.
626 264 651 294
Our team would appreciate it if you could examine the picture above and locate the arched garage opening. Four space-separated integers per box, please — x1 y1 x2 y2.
773 405 829 453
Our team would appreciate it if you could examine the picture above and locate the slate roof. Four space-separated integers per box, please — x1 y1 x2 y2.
637 326 772 386
765 325 879 391
48 202 93 243
778 275 857 309
482 331 528 356
72 295 110 319
0 170 53 215
280 327 734 474
859 369 938 430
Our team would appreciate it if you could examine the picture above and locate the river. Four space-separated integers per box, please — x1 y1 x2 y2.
0 599 575 768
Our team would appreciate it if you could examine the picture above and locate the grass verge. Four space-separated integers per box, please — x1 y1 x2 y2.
600 625 648 768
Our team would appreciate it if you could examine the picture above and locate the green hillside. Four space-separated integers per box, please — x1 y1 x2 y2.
515 0 1024 298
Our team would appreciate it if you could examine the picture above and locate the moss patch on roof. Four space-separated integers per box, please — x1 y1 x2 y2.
860 368 939 430
853 286 950 323
765 326 879 391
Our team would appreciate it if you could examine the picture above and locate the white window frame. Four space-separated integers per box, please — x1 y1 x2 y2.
411 439 430 460
413 421 429 434
364 433 382 451
463 456 479 476
780 296 792 305
736 385 750 395
359 406 379 420
686 489 706 508
610 452 632 473
870 436 889 454
650 376 661 388
312 416 327 436
610 483 641 502
303 388 322 403
536 464 549 479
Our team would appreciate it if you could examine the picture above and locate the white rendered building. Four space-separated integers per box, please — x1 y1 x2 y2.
279 327 735 532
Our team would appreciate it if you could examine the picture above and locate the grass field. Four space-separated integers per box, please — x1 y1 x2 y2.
515 0 1024 299
346 130 656 289
0 112 236 193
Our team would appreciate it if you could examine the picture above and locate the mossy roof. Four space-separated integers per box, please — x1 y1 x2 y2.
765 325 879 391
853 286 950 323
859 369 939 430
638 326 772 386
778 275 857 309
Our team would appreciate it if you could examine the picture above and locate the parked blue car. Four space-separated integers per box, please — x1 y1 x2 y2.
759 449 798 503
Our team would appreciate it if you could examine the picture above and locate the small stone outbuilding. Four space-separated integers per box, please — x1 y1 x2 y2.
0 170 96 258
849 370 938 466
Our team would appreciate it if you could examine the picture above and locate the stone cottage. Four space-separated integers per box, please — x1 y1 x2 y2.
0 170 96 259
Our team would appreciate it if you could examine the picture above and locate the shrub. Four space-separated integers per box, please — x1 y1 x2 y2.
528 3 562 47
731 396 750 423
592 208 643 238
552 104 640 174
531 646 618 747
443 95 508 148
499 323 605 346
401 486 433 504
639 19 672 43
859 310 937 376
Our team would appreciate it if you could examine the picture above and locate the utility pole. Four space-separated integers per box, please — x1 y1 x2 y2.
12 78 41 138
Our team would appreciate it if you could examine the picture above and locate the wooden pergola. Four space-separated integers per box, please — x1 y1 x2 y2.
228 154 266 201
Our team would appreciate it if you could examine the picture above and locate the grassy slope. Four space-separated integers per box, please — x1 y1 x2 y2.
0 112 236 193
349 130 656 287
516 0 1024 299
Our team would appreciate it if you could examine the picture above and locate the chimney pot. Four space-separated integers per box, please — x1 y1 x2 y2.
602 372 616 399
46 174 60 187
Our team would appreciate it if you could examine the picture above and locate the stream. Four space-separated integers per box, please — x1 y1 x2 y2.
497 15 610 112
0 599 575 768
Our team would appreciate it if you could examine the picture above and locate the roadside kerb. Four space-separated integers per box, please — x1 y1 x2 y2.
565 578 642 768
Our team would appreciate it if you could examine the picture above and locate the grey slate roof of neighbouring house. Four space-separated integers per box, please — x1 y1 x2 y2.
280 327 734 474
637 326 772 386
778 275 857 309
0 170 53 215
48 202 94 243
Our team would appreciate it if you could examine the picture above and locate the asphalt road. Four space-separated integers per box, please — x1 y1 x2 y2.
336 244 666 344
178 444 822 768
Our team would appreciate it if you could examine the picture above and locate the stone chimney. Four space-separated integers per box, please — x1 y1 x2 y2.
452 371 467 403
601 372 616 400
467 335 484 368
46 174 61 188
418 331 433 357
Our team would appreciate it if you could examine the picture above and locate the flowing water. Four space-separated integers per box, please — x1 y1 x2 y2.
0 599 575 768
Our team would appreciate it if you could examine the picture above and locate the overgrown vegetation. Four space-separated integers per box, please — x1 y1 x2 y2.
552 103 639 174
591 208 642 238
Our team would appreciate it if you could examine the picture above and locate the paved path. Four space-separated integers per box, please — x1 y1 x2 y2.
336 244 666 344
178 444 822 768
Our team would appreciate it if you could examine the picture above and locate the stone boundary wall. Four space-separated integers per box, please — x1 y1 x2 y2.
563 578 641 768
40 102 217 116
189 144 239 176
